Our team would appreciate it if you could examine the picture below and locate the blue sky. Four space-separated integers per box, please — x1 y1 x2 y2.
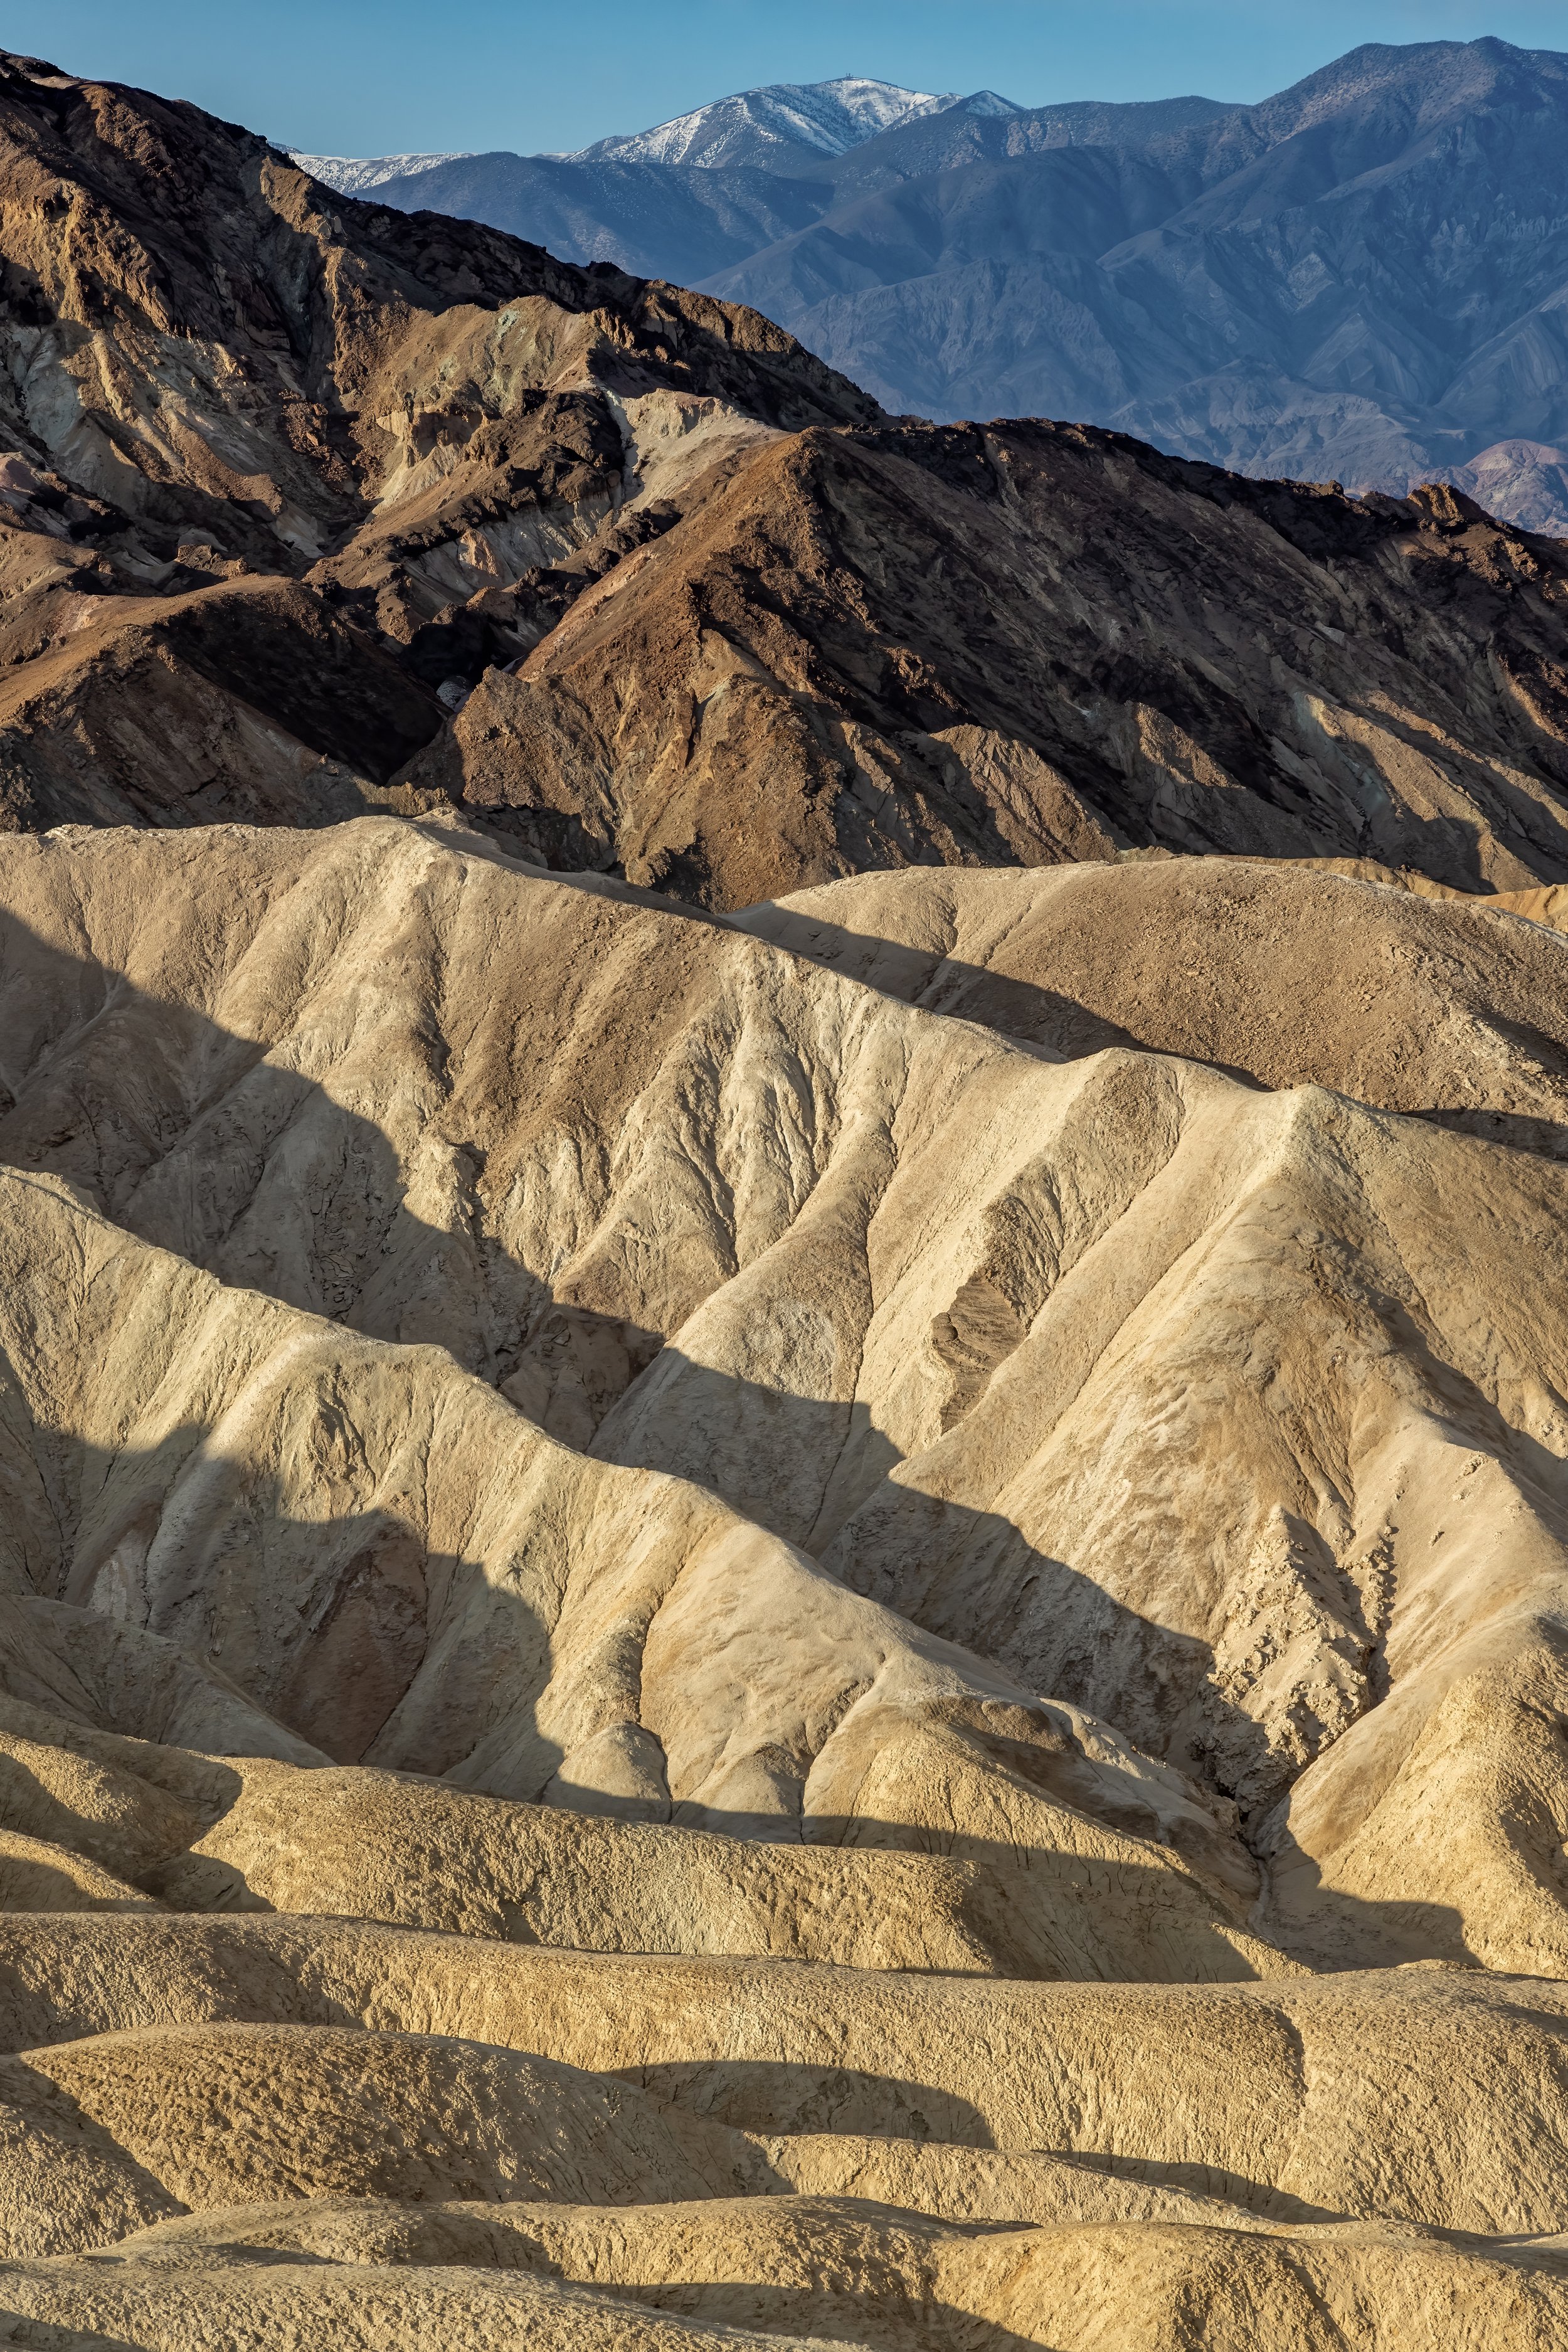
11 1 1568 156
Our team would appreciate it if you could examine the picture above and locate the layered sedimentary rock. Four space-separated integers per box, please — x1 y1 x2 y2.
0 1915 1559 2345
3 53 1568 907
1 818 1568 1985
0 48 1567 2352
0 826 1564 2342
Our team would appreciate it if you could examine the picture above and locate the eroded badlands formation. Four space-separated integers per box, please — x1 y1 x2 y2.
0 817 1559 2344
1 41 1567 2352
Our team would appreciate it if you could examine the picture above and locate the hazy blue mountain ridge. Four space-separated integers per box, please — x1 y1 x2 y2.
310 41 1568 530
771 91 1234 203
352 151 825 284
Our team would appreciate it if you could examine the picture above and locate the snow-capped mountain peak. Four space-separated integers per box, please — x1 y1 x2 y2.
958 90 1025 119
288 81 1025 199
290 152 475 196
566 78 963 173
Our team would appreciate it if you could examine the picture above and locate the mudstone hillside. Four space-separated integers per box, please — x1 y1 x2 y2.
0 47 1564 2352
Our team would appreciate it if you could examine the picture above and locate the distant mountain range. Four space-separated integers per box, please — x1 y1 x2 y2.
293 75 973 194
566 75 978 170
297 45 1568 534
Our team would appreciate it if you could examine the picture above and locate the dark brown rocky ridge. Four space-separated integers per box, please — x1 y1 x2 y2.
0 50 871 835
0 52 1565 905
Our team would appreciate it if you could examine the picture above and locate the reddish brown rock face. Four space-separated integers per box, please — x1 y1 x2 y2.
0 51 1566 908
0 50 872 839
425 420 1568 906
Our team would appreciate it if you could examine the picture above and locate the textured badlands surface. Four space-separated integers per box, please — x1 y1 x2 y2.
0 817 1563 2342
4 48 1568 2351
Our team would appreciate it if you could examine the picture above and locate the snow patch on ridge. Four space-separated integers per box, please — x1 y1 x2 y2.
291 152 475 194
289 82 1025 197
568 78 965 171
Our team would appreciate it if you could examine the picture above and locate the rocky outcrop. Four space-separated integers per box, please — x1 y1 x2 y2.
2 54 1568 906
412 425 1568 905
0 51 872 832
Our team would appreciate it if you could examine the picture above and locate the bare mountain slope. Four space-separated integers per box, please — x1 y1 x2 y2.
0 1158 1266 1941
695 40 1568 535
27 2199 1559 2352
354 42 1568 536
2 818 1568 1972
415 419 1568 906
3 54 1568 906
297 151 829 288
740 856 1568 1153
0 825 1562 2328
0 50 872 834
3 53 1568 2351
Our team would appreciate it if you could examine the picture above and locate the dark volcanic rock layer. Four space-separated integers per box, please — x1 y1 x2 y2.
1 49 1567 909
420 425 1568 906
0 50 871 835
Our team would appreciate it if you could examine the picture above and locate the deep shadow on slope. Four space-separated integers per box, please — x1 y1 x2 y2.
0 50 880 839
0 895 1545 1973
11 46 1568 902
418 423 1568 909
587 1358 1363 1827
0 578 448 834
0 1336 1324 1986
0 1319 1485 1982
0 1355 554 1789
0 896 543 1381
733 900 1568 1158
